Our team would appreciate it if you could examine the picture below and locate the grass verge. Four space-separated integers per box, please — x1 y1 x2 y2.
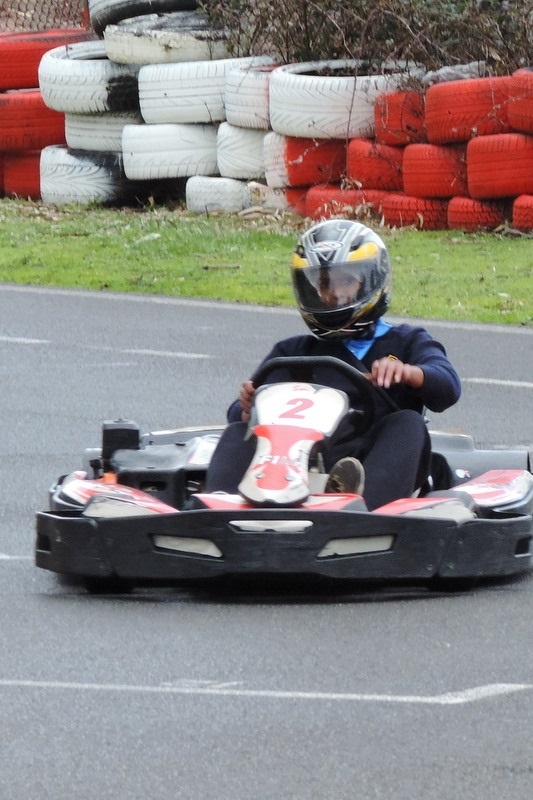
0 198 532 325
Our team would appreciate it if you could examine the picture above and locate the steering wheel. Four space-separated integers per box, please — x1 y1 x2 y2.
251 355 399 435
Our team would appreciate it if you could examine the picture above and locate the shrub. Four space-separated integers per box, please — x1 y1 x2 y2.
204 0 533 76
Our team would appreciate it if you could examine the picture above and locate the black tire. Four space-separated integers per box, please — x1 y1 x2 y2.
88 0 198 36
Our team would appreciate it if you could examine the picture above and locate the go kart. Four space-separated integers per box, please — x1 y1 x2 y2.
35 357 533 593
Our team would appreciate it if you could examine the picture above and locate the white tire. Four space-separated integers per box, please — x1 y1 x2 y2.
122 122 218 179
65 111 143 151
186 175 251 213
38 40 140 114
139 57 262 124
224 60 277 130
104 11 230 65
40 144 130 205
88 0 198 36
246 181 299 212
217 122 265 179
263 131 289 188
269 60 402 139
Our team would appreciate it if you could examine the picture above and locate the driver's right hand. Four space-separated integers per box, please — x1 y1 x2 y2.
239 380 255 422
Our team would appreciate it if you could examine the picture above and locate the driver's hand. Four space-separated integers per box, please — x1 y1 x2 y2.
239 380 255 422
367 357 424 390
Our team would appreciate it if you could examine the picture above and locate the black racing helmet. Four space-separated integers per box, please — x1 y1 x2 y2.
291 219 392 339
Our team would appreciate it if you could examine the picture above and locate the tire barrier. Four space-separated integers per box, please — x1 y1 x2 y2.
0 8 532 231
263 133 346 188
380 194 449 230
224 61 278 130
65 111 144 152
425 76 512 144
402 143 468 199
216 123 266 180
0 29 97 92
512 194 533 232
40 144 132 205
374 90 426 146
447 197 509 232
103 11 230 65
138 56 266 124
305 184 388 220
122 122 218 180
467 133 533 199
346 138 404 191
269 60 402 140
186 175 252 213
0 90 66 152
38 40 141 114
508 69 533 135
88 0 198 36
3 150 41 200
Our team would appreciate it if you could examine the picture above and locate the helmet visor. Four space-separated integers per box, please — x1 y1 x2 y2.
293 260 373 314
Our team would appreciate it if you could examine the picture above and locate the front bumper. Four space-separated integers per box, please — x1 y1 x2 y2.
35 507 533 584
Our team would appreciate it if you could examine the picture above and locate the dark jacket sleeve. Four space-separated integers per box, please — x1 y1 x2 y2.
365 325 461 413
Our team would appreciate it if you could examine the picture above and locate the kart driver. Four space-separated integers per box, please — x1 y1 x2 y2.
206 219 461 510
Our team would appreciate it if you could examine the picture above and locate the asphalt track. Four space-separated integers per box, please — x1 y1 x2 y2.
1 284 533 800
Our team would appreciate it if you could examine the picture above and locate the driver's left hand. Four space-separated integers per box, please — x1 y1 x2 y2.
367 357 424 390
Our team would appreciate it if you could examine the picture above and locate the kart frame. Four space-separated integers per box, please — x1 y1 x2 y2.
35 357 533 592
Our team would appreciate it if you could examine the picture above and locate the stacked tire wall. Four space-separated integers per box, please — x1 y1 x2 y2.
2 0 533 232
0 27 98 200
301 73 533 233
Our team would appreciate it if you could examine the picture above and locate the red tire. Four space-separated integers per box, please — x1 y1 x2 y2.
0 29 97 91
512 194 533 232
3 150 41 200
467 133 533 199
346 138 403 191
508 69 533 134
0 153 4 197
447 196 509 231
402 143 468 198
374 90 426 145
285 187 308 216
381 193 448 230
264 132 346 188
0 90 66 152
425 76 512 144
305 183 388 220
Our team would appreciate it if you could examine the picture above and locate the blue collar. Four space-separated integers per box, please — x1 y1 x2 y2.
343 319 392 360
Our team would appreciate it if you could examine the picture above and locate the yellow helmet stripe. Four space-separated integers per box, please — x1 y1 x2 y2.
347 241 379 262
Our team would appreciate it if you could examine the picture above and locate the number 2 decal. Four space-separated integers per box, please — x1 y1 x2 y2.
279 398 314 419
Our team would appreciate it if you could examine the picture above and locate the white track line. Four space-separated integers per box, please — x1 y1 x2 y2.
0 680 529 705
463 377 533 389
0 554 32 560
0 336 49 344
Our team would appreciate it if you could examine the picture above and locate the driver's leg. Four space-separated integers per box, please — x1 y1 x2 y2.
205 422 255 492
359 410 431 510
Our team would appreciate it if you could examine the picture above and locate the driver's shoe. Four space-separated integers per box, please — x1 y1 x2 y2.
325 457 365 495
